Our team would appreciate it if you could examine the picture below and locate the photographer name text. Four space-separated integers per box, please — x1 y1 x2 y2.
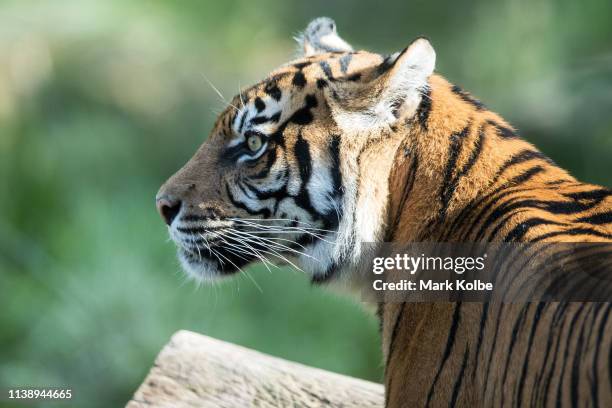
373 279 493 291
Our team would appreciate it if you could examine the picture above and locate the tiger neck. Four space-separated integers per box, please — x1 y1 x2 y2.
385 74 572 242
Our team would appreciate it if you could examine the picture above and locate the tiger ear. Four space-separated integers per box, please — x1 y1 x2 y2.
329 37 436 129
380 37 435 120
297 17 353 57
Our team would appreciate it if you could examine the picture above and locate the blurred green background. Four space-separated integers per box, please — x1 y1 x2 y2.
1 0 611 406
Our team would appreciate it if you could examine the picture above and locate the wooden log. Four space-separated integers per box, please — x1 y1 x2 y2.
126 330 384 408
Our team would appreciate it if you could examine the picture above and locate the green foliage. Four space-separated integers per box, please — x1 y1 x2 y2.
0 0 611 406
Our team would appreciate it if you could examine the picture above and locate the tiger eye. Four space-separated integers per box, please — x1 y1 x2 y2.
247 134 263 152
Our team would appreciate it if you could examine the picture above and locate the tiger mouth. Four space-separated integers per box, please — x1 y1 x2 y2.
170 223 295 278
173 225 263 276
169 217 337 281
178 244 255 276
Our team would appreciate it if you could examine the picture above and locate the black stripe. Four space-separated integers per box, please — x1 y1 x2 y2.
570 304 596 407
425 303 462 407
225 183 271 218
230 109 239 129
499 306 529 407
487 119 519 139
543 304 584 407
537 199 602 215
450 345 470 407
293 61 311 70
456 184 537 242
481 302 504 400
439 124 471 220
376 54 396 76
292 71 307 88
532 303 569 406
328 134 343 197
522 201 608 240
250 115 271 125
451 84 485 110
564 188 611 202
385 303 406 369
493 150 553 183
482 209 528 242
295 133 312 182
241 72 289 97
508 165 546 186
385 374 393 408
243 180 287 201
515 303 546 405
592 305 611 407
251 111 282 125
457 124 485 179
178 225 233 235
540 306 569 406
288 94 317 126
554 304 587 406
237 180 254 200
222 143 248 163
546 179 570 185
439 122 484 222
319 61 334 79
444 180 533 242
504 217 566 242
415 86 432 130
269 111 281 123
238 109 249 133
472 302 490 378
375 45 414 78
254 97 265 112
293 132 319 217
576 211 612 225
474 197 574 241
339 53 352 74
264 81 282 101
181 214 208 222
456 166 545 241
376 303 384 333
177 226 206 234
388 153 419 240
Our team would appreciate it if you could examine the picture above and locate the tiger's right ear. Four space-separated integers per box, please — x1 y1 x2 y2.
326 37 436 131
297 17 353 57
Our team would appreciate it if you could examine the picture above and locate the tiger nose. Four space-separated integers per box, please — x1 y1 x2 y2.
156 195 182 226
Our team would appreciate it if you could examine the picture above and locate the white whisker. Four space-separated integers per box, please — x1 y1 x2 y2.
229 219 335 242
226 229 318 261
201 72 240 111
208 230 277 273
230 217 338 234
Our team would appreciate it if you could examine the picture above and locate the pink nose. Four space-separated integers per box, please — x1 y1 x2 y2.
156 195 182 226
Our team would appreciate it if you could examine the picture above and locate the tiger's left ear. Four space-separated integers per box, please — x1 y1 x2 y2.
297 17 353 56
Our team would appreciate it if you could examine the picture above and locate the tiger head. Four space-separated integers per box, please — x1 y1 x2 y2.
156 17 435 283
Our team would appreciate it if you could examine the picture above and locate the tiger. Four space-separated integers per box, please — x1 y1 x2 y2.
156 17 612 407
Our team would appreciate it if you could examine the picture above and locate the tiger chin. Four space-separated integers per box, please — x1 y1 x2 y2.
157 17 612 407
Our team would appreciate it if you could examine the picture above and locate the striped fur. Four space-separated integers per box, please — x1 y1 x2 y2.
379 74 612 407
157 18 612 407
